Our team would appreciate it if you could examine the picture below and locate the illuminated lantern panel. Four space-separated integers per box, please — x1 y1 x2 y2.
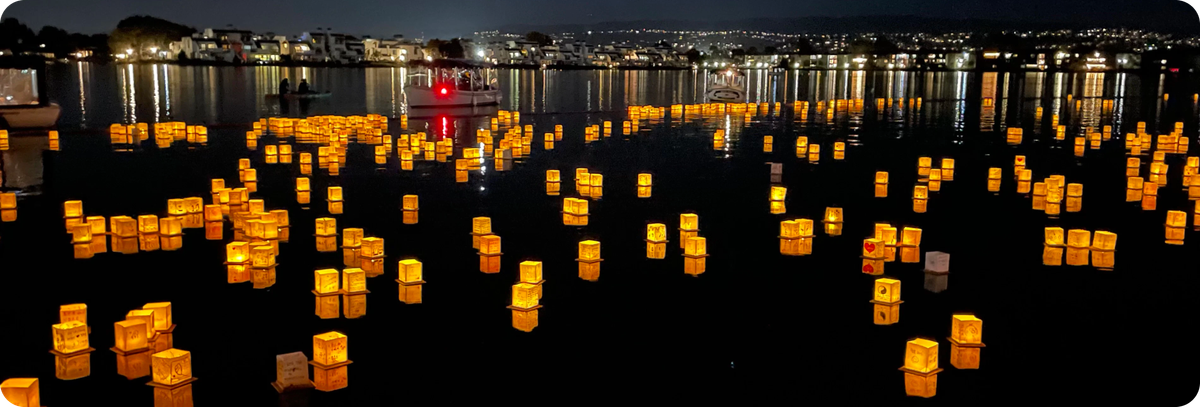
63 200 83 218
327 187 343 202
519 261 542 284
403 195 419 211
863 238 885 258
0 378 41 407
226 242 249 264
901 228 923 246
512 283 540 308
1093 231 1117 251
680 213 699 231
824 207 843 224
874 278 902 303
113 319 149 352
875 171 889 184
1067 229 1091 248
579 240 602 261
950 315 983 345
647 223 668 242
59 303 87 326
770 186 787 201
143 302 173 331
1045 227 1065 246
52 321 90 354
315 218 338 236
342 228 363 248
398 259 423 283
904 338 939 373
638 173 653 186
151 348 192 386
472 217 493 235
361 237 384 258
314 269 339 294
480 235 502 255
313 332 348 366
139 215 160 233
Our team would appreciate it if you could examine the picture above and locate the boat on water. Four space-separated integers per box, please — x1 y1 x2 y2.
0 57 61 131
704 68 747 103
406 59 499 108
265 92 332 100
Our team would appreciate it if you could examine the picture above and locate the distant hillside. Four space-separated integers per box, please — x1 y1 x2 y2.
492 15 1200 35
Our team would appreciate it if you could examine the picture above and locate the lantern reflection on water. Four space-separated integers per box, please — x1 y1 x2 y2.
311 332 351 392
578 240 603 281
901 338 942 398
948 315 986 370
647 223 669 259
872 278 902 325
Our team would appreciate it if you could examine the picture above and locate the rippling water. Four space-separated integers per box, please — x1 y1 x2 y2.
0 63 1197 405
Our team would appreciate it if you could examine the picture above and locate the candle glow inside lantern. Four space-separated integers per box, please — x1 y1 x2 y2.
315 218 337 236
903 338 940 374
63 200 83 218
160 217 183 236
546 170 561 183
342 268 367 294
143 302 173 332
52 320 90 354
311 332 351 392
314 269 339 294
987 168 1002 192
151 348 192 386
139 215 160 233
402 195 419 211
948 315 986 370
1 378 41 407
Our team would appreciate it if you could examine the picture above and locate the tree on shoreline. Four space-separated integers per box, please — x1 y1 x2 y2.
109 15 195 59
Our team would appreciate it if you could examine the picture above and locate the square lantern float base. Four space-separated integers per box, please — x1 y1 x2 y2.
110 346 152 356
507 305 543 312
311 290 341 297
147 377 198 389
340 289 371 295
273 380 315 394
946 337 987 349
898 367 943 376
396 280 426 285
309 360 353 370
869 300 904 306
50 347 95 357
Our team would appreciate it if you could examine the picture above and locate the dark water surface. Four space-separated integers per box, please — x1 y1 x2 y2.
1 64 1199 405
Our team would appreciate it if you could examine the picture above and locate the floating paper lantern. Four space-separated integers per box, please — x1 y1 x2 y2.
901 227 922 246
950 315 983 345
63 200 83 218
361 237 384 258
1067 229 1091 248
139 215 160 233
1 378 41 407
1045 227 1065 247
151 348 192 386
770 186 787 202
546 170 561 183
315 218 337 236
312 332 348 365
480 235 502 255
52 320 90 354
519 261 542 284
874 278 902 303
647 223 668 242
876 171 889 184
680 213 699 231
1093 231 1117 251
342 268 367 294
160 217 182 236
402 195 419 211
903 338 939 373
59 304 87 326
511 283 540 309
314 269 339 294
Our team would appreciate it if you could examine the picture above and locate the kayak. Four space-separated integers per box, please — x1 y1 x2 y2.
265 92 331 99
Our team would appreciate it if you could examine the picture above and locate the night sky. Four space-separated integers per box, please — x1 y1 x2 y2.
3 0 1198 39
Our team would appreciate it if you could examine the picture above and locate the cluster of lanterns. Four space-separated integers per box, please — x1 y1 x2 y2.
107 122 209 148
510 261 544 332
1042 228 1117 268
62 198 208 259
862 224 923 275
900 314 985 398
313 267 368 319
